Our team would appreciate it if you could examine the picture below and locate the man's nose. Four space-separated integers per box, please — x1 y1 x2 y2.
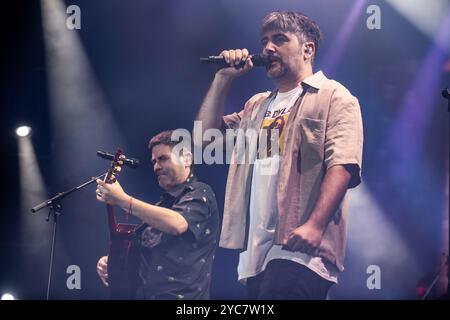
263 41 276 55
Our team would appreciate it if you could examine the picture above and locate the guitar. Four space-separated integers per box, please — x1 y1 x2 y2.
104 149 141 299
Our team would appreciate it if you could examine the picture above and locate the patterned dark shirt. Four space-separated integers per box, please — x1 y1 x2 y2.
136 175 220 300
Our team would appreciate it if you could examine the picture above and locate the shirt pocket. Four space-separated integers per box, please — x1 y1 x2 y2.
298 117 326 170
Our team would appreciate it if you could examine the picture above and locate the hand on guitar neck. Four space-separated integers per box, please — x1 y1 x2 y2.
96 178 130 209
96 149 131 210
96 149 140 298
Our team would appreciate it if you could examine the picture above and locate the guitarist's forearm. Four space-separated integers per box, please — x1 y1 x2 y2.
118 196 188 235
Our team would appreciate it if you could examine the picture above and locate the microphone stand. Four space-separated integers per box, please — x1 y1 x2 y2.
423 89 450 299
422 89 450 300
446 89 450 299
31 172 107 300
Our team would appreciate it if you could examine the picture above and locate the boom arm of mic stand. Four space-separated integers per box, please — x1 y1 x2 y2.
31 172 107 213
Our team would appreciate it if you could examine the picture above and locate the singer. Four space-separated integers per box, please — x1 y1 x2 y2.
195 11 364 300
95 130 220 299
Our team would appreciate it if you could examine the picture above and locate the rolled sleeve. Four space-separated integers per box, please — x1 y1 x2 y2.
222 111 243 131
222 92 271 131
324 90 363 188
171 189 213 242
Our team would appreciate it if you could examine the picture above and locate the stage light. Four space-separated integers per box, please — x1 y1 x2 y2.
16 126 32 137
1 293 15 300
17 124 49 298
321 0 367 75
329 183 420 299
41 0 125 175
386 0 449 42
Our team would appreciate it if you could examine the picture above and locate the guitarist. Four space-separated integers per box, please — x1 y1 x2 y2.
95 130 220 300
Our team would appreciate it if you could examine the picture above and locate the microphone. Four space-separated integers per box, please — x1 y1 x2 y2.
443 88 450 112
97 150 140 168
200 53 271 68
442 88 450 100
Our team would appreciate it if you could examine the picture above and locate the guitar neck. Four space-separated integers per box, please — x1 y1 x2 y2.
107 204 118 236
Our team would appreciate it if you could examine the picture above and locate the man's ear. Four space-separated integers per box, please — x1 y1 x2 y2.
182 149 193 168
304 42 315 60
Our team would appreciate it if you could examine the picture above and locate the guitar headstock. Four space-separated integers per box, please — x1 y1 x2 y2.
105 149 125 184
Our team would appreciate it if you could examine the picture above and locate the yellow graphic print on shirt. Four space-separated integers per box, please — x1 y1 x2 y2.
258 107 290 159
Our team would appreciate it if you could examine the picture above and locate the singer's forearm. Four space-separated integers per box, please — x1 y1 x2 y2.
306 165 352 232
195 73 233 133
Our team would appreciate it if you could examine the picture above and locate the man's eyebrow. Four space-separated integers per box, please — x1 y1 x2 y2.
151 155 165 165
261 32 288 41
272 32 288 38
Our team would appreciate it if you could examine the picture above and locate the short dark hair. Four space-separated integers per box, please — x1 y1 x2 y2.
148 130 180 154
148 130 194 172
261 11 322 59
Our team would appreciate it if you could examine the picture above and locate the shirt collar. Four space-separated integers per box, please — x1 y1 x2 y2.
161 174 197 199
301 70 327 90
268 70 328 97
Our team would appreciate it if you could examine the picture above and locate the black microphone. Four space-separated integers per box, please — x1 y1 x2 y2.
200 54 271 68
442 88 450 100
97 150 140 168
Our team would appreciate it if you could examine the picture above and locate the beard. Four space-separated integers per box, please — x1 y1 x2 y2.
157 172 173 190
266 60 287 80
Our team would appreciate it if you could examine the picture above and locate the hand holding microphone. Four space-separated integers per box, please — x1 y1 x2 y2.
200 48 267 78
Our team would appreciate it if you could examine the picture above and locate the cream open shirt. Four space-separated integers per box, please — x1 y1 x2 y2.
219 71 363 272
